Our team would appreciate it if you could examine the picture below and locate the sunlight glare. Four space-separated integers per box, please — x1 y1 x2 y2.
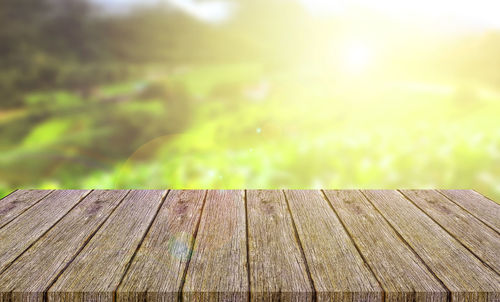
298 0 500 30
341 41 374 75
169 0 234 23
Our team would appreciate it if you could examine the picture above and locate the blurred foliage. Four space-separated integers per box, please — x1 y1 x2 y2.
0 0 499 203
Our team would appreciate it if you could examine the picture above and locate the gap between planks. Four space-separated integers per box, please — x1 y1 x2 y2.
114 189 171 299
363 190 500 301
1 190 499 302
282 190 317 301
0 190 54 229
0 190 93 277
320 190 387 301
399 190 500 275
177 190 208 302
436 190 500 235
44 190 132 298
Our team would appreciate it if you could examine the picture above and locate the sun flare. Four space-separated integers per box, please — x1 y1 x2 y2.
341 41 374 75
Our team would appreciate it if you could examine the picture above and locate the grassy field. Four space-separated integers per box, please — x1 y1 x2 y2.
1 63 500 203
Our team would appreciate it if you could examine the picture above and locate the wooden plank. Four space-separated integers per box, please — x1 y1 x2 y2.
247 190 313 301
0 190 16 200
438 190 500 231
401 190 500 274
0 190 129 302
116 190 206 302
363 190 500 302
47 190 168 302
324 190 448 302
182 190 248 302
0 190 53 228
0 190 91 274
284 190 382 301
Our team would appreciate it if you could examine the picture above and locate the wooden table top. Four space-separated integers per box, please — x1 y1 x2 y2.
0 190 498 302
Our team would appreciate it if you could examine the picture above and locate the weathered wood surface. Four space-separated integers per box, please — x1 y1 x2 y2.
0 190 129 302
363 190 500 302
47 190 167 302
117 190 206 302
182 190 248 302
401 190 500 274
324 190 448 302
0 189 499 302
438 190 500 231
247 190 313 301
0 190 91 274
0 190 53 229
284 190 382 301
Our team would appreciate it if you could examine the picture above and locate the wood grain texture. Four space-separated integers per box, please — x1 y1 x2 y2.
0 190 129 302
363 190 500 302
324 190 448 302
247 190 313 301
182 190 248 302
0 190 53 229
401 190 500 274
438 190 500 231
47 190 168 302
0 190 91 274
284 190 382 302
116 190 206 302
0 189 499 301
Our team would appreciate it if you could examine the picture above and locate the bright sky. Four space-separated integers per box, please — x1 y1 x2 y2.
300 0 500 30
92 0 500 29
91 0 234 23
167 0 235 23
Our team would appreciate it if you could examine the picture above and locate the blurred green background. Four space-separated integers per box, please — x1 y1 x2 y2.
1 0 500 202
